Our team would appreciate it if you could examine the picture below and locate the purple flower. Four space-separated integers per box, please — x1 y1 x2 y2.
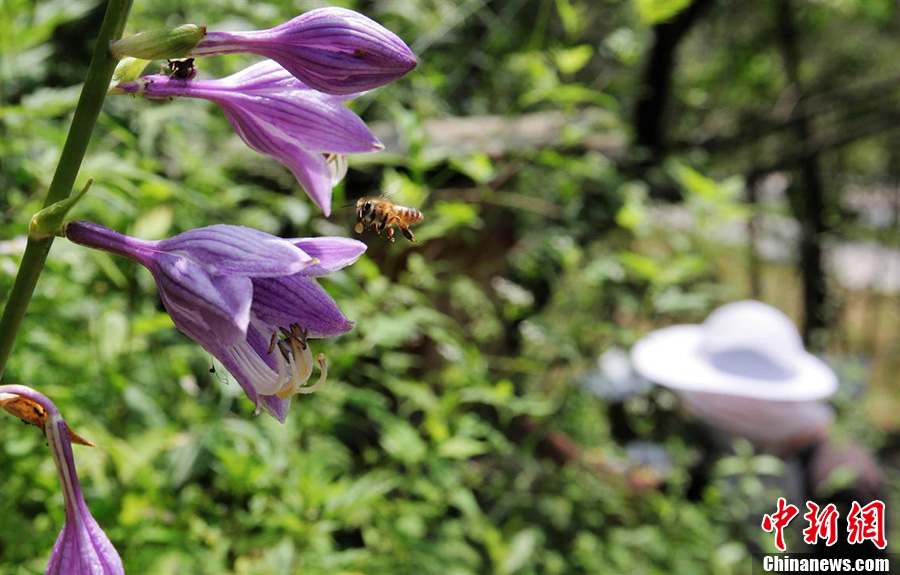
192 7 417 95
64 221 366 422
0 385 124 575
114 60 381 216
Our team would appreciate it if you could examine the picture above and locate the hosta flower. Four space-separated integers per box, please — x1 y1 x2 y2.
113 60 381 216
0 385 124 575
64 221 365 422
191 7 417 95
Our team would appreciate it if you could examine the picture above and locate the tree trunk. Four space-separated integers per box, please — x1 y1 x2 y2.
745 174 763 299
775 0 829 345
633 0 713 159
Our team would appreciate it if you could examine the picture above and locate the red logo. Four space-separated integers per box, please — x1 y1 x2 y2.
802 502 839 546
847 500 887 549
762 497 800 552
763 499 888 551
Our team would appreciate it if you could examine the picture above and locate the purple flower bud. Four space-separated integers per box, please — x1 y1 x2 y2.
0 385 124 575
192 7 417 95
114 61 381 216
64 221 366 422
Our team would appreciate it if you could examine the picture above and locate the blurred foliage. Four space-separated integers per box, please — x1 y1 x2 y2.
1 0 899 574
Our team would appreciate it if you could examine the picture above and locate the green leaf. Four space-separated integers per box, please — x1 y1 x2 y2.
554 0 586 37
620 252 661 281
437 437 490 460
381 420 428 464
96 310 129 362
668 161 721 200
553 45 594 75
449 153 495 184
634 0 693 25
131 205 173 240
500 529 542 574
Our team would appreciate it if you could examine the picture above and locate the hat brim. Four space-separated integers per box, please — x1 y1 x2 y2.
631 325 838 401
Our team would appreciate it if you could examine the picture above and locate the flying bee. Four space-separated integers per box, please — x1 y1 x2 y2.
165 57 197 80
354 197 423 243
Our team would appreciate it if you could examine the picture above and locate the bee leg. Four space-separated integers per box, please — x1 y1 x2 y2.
386 226 396 242
354 221 364 234
400 225 417 243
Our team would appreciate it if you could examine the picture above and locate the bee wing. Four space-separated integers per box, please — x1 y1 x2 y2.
378 181 403 201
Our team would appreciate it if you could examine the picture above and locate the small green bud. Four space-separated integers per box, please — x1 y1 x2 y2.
111 24 206 60
29 179 93 240
109 57 150 93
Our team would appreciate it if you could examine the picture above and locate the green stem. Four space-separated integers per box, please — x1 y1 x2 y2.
0 0 134 379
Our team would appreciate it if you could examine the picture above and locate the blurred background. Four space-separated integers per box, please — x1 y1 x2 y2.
2 0 900 573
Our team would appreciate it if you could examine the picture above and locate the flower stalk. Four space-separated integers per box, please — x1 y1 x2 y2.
0 0 134 379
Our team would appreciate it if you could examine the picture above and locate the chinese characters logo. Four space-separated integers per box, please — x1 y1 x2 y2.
761 498 886 552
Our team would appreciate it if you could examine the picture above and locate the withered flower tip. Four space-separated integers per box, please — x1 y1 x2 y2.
0 385 123 575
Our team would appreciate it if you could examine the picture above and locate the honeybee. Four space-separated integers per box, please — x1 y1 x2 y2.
354 197 423 243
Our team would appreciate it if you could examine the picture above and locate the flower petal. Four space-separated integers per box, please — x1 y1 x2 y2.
46 506 124 575
152 254 252 346
289 237 367 276
264 46 415 96
206 323 292 423
251 274 353 338
214 59 302 92
277 149 334 217
195 7 417 95
259 394 291 423
266 7 417 95
158 224 313 277
45 416 125 575
65 220 156 267
212 60 367 102
220 113 335 216
218 91 382 154
131 66 382 154
206 323 274 412
122 59 382 216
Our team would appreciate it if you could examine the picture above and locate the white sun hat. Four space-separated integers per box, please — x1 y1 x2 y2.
630 300 838 402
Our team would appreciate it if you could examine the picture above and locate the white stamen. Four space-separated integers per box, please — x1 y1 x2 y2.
274 339 316 399
227 327 324 400
326 153 349 186
228 339 282 395
294 353 327 395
